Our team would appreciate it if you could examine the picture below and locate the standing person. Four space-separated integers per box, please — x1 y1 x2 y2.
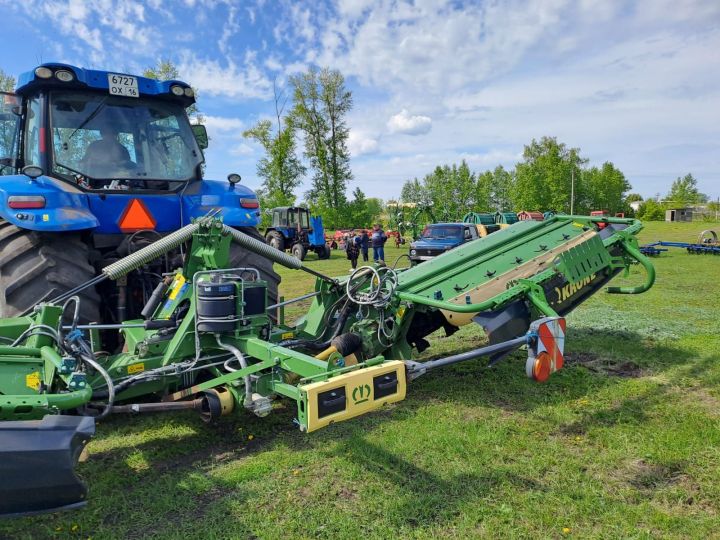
360 229 369 262
371 224 387 264
346 233 360 270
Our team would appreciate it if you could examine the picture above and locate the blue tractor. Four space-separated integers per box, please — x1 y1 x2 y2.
0 63 279 323
264 206 330 261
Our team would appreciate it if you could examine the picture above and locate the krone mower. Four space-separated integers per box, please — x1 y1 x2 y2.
0 214 655 516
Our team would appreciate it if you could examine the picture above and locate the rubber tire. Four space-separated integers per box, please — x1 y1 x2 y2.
317 244 331 260
266 230 285 252
291 243 307 261
229 227 281 307
0 221 101 323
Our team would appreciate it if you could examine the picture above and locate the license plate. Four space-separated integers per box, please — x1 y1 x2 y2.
107 74 139 98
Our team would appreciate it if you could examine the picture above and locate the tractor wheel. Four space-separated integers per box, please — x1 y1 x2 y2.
317 245 331 260
291 243 307 261
229 227 281 306
0 221 101 323
265 230 285 252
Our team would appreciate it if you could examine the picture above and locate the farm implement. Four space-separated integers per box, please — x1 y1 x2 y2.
640 229 719 256
0 215 655 516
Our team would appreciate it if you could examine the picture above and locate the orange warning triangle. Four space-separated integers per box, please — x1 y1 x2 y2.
118 199 157 232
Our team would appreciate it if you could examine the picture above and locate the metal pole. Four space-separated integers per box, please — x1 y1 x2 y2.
570 168 575 215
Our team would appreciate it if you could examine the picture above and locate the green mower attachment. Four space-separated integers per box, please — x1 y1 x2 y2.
0 214 655 516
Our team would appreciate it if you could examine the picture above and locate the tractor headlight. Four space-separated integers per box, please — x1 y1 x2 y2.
184 87 194 97
55 70 75 82
35 67 53 79
170 85 185 96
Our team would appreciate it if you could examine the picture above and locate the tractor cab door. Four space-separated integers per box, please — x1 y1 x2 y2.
0 93 21 176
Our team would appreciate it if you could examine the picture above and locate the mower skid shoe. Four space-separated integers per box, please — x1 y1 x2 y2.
0 415 95 517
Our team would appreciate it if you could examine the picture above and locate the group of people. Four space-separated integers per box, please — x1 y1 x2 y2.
345 224 387 270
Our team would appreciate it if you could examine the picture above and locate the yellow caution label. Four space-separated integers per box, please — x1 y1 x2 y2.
128 363 145 374
26 371 41 391
42 214 49 222
281 332 294 340
168 274 186 300
572 222 586 228
396 306 406 319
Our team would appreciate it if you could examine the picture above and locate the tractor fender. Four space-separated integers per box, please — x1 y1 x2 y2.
182 179 261 227
0 175 98 232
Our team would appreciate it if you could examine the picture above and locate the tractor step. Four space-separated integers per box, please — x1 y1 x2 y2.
0 415 95 517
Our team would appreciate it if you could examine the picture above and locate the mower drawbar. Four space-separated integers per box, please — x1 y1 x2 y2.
0 415 95 517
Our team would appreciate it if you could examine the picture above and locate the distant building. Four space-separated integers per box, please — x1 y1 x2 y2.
665 208 693 222
629 201 642 212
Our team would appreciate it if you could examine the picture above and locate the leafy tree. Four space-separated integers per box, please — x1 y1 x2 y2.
400 178 428 205
489 165 514 211
244 82 305 226
513 137 588 213
636 199 665 221
625 193 643 203
347 187 372 227
0 68 15 92
583 162 632 213
290 67 352 229
365 197 384 223
143 60 202 121
666 174 708 206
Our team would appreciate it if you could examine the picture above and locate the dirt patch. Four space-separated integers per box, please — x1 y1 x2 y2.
566 352 643 378
627 459 686 490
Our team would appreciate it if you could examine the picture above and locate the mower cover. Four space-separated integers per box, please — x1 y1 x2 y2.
0 415 95 517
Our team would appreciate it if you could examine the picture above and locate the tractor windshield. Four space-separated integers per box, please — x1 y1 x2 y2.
49 91 203 189
420 225 462 240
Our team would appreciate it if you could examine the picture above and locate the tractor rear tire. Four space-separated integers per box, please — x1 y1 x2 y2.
229 227 281 306
291 243 307 261
317 245 331 260
0 221 101 323
266 231 285 252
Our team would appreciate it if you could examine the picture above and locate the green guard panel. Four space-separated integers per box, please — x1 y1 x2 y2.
554 233 612 283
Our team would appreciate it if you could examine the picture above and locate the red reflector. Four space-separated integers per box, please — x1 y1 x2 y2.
8 196 45 209
240 198 259 209
118 199 156 232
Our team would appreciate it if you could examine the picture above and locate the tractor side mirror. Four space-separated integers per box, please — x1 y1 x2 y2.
191 124 208 150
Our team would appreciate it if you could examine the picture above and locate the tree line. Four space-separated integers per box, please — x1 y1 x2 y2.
399 137 634 218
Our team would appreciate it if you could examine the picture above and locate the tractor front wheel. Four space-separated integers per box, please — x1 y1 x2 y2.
291 243 307 261
266 230 285 252
0 221 101 322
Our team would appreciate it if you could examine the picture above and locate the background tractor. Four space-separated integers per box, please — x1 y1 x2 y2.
0 63 278 324
264 206 330 260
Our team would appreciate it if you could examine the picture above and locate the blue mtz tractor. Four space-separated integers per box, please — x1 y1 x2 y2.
264 206 330 261
0 63 278 323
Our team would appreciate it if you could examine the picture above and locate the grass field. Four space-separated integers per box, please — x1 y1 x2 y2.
2 221 719 539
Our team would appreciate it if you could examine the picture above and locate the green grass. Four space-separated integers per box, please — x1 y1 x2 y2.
3 221 720 539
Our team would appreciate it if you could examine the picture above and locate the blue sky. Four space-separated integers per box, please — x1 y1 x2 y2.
1 0 719 201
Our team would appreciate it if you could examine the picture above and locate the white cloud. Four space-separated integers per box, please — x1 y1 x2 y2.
178 53 272 99
230 143 255 156
203 116 245 132
348 131 379 156
387 109 432 135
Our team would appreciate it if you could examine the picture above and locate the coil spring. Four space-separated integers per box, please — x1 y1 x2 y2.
222 225 302 270
102 223 199 280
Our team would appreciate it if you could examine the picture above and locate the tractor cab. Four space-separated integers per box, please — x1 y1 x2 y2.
0 63 277 325
265 206 330 261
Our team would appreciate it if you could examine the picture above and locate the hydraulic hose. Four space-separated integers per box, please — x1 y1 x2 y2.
214 335 252 405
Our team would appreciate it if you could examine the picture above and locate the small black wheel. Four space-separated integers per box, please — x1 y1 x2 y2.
317 245 331 260
291 243 307 261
